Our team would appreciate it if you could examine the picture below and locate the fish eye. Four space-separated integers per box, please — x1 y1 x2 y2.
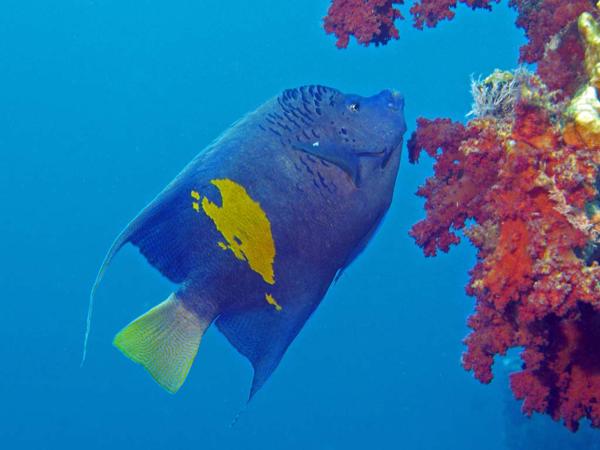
348 102 360 112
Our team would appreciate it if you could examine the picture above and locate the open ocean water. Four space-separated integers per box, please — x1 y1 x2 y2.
2 1 600 449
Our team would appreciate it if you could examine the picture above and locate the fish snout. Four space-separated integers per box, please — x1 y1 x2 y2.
377 89 404 112
372 89 407 133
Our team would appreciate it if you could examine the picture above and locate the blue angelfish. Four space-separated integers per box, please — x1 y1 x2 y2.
83 85 406 396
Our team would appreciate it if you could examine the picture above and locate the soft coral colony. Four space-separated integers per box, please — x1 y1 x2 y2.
324 0 600 431
324 0 502 48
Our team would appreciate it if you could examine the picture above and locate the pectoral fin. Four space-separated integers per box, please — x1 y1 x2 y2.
293 141 361 186
113 293 210 393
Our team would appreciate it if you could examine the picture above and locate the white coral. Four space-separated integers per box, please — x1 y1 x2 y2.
467 68 530 119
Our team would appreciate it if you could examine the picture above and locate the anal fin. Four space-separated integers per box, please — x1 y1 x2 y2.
113 293 208 394
217 285 330 399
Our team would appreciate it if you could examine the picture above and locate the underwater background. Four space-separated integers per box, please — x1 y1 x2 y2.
2 1 600 449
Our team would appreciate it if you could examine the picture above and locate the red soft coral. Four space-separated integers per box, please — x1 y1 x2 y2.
324 0 600 431
323 0 404 48
323 0 595 69
410 75 600 430
410 0 498 29
509 0 592 63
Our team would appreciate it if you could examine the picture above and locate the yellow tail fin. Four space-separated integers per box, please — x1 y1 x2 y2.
113 294 206 393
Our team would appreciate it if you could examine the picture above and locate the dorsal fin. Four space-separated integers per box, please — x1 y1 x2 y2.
81 229 130 365
81 175 206 365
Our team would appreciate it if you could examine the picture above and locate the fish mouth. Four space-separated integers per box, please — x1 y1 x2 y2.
356 141 401 169
355 149 386 158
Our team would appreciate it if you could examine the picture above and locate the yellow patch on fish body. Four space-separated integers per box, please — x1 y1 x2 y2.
191 190 201 212
265 293 283 311
196 179 276 285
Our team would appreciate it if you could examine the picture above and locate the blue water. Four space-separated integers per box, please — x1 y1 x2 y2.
3 1 600 449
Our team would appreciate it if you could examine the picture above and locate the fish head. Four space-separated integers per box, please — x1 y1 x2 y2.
281 86 406 188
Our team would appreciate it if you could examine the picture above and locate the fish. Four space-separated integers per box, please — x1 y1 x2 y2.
83 85 406 397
